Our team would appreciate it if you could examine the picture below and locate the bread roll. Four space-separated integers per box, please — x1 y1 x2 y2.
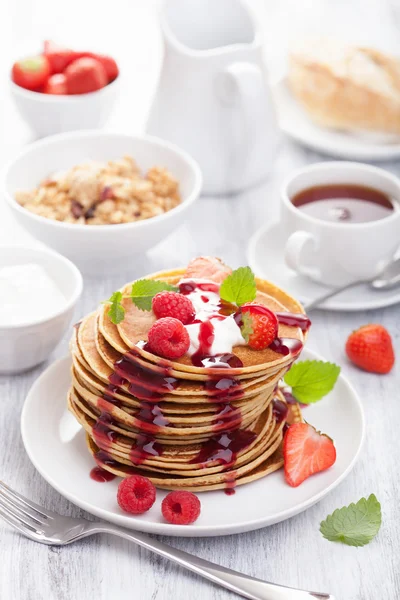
288 38 400 136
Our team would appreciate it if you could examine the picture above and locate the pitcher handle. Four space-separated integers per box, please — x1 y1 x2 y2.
217 61 280 188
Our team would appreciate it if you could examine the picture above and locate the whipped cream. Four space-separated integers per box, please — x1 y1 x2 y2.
179 278 246 356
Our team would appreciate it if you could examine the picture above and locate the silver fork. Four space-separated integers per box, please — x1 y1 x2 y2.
0 480 333 600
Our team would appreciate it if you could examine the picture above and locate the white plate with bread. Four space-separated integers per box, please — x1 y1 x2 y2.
273 38 400 161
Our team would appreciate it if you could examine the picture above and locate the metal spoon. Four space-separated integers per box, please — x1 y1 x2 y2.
303 256 400 311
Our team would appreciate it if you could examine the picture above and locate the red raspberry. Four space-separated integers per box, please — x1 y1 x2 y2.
161 491 201 525
117 475 156 514
152 291 195 324
147 317 190 359
239 303 278 350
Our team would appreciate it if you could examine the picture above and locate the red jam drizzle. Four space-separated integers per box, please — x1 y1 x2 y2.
130 434 164 465
224 472 238 495
272 398 289 424
204 376 243 402
90 466 116 482
276 312 311 332
190 430 257 466
269 338 303 356
192 353 243 369
191 320 215 364
110 352 178 401
137 403 170 427
92 413 118 449
179 281 219 295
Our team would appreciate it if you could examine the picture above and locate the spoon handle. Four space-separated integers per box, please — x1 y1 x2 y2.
303 280 364 312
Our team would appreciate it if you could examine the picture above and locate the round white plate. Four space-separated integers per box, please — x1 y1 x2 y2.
248 221 400 312
272 78 400 161
21 349 364 537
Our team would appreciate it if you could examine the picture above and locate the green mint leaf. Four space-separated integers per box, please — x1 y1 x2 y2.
284 360 340 404
240 311 254 343
219 266 256 307
107 291 125 325
130 279 178 311
320 494 382 547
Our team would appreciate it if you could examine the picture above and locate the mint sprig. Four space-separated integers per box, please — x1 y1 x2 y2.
106 291 125 325
219 266 256 307
320 494 382 547
105 279 179 324
130 279 178 311
284 360 340 404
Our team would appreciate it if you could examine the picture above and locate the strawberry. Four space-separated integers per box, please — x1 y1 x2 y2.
284 423 336 487
345 324 395 374
239 303 278 350
64 57 107 94
184 256 232 283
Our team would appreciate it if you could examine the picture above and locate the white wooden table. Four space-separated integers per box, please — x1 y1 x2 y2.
0 1 399 599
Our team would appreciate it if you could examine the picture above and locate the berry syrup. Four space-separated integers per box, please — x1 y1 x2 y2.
276 312 311 332
272 398 289 423
90 466 116 482
190 430 257 467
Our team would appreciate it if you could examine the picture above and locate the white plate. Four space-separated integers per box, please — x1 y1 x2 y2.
21 349 364 537
272 78 400 161
248 221 400 312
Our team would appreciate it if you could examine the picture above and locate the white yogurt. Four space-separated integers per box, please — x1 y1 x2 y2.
0 263 66 326
179 278 246 356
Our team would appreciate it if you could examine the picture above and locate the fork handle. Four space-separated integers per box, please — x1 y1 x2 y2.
89 522 332 600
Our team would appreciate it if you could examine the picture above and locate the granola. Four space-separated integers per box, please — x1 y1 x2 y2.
15 155 181 225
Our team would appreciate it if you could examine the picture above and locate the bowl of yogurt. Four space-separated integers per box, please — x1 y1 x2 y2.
0 245 82 373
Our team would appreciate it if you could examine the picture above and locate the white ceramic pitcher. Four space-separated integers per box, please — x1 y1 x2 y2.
146 0 280 195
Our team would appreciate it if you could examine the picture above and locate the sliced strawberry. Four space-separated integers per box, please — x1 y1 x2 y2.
183 257 232 283
284 423 336 487
239 303 278 350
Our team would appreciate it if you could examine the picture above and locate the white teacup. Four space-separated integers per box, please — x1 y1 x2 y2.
281 162 400 287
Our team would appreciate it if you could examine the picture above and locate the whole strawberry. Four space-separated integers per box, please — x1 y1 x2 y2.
239 303 278 350
345 324 395 374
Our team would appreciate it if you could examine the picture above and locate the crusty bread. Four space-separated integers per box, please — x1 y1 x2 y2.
288 38 400 135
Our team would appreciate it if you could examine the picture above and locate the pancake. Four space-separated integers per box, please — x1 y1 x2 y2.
68 259 309 492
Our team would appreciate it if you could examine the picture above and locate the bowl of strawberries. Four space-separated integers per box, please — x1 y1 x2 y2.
10 41 120 137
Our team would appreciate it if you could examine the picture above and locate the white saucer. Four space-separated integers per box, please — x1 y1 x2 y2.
248 221 400 312
272 78 400 161
21 350 364 537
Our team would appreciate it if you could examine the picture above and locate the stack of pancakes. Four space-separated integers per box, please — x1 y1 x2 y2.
68 269 307 492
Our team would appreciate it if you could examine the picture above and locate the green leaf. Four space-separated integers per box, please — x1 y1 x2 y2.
219 266 256 307
320 494 382 547
130 279 178 311
284 360 340 404
240 311 254 343
107 291 125 325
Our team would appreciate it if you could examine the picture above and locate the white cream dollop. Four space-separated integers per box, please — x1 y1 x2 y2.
179 278 246 356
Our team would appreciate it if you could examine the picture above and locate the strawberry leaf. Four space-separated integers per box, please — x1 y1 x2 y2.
219 266 256 307
130 279 178 311
284 360 340 404
320 494 382 547
240 311 254 343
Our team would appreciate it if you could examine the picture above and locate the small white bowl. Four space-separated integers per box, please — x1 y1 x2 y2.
0 246 83 374
10 78 119 138
2 130 202 275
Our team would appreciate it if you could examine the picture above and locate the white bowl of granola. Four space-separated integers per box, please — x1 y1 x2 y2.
2 131 202 274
